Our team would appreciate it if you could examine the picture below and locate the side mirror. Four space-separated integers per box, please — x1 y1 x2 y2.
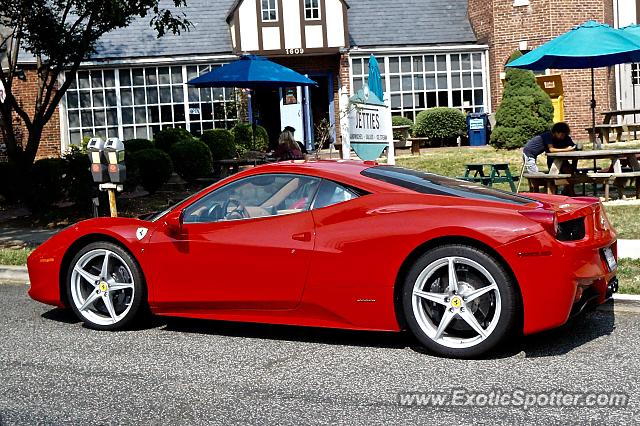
164 210 184 235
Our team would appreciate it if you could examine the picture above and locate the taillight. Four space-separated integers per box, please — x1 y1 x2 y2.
520 209 558 236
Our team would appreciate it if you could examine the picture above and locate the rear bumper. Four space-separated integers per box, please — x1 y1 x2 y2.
499 232 616 335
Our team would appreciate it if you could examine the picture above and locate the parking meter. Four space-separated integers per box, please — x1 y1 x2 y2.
104 138 126 183
87 138 108 183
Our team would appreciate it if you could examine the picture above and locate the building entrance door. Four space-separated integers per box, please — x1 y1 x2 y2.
279 86 305 146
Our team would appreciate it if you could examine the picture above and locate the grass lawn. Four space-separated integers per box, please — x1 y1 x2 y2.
0 248 33 266
604 204 640 240
618 258 640 295
394 140 640 193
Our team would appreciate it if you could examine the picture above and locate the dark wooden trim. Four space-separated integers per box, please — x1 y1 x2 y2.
258 47 340 57
298 0 307 49
277 0 285 51
233 9 242 53
320 0 328 48
342 1 349 48
255 0 264 51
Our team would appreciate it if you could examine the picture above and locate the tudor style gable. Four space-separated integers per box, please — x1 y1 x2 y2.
227 0 349 56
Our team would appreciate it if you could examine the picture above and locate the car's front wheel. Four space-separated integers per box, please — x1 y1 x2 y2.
67 242 145 330
402 245 520 358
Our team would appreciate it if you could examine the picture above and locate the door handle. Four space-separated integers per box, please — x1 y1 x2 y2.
291 232 312 242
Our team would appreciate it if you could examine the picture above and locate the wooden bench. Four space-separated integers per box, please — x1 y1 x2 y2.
407 137 428 155
585 124 624 144
523 173 574 195
587 171 640 200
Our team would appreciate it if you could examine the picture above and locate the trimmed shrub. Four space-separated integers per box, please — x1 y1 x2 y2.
25 158 66 212
392 115 414 141
201 129 237 161
124 138 154 153
129 149 173 193
154 127 193 152
414 108 467 145
63 148 95 212
232 123 269 155
490 51 554 150
169 140 213 182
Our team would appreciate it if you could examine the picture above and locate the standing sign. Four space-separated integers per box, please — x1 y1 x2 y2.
346 89 394 163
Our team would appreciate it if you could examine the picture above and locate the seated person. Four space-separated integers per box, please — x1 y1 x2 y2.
284 125 307 154
274 130 304 161
523 122 576 174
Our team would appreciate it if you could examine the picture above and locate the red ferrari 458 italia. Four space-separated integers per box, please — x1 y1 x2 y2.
28 160 618 357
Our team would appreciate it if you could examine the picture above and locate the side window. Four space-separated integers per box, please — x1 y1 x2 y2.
183 174 320 223
311 180 359 210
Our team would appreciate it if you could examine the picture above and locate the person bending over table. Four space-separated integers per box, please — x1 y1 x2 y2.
522 122 577 195
523 122 577 172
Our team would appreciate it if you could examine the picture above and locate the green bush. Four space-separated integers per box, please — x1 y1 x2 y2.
392 115 414 141
490 51 554 150
130 149 173 193
124 138 154 153
25 158 66 212
169 140 213 182
414 108 466 145
63 148 94 212
232 123 269 155
154 127 193 152
201 129 237 161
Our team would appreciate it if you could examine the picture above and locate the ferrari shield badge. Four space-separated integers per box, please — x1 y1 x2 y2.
136 227 148 240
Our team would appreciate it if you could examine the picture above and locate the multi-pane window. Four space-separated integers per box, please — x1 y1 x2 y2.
64 65 238 145
261 0 277 21
186 65 238 134
632 63 640 85
351 52 487 122
350 57 386 98
305 0 320 20
65 70 119 144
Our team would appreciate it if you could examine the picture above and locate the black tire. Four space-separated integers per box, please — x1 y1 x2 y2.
401 244 520 358
66 241 146 331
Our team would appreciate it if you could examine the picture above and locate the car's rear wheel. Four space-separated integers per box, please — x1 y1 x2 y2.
67 242 145 330
402 245 519 358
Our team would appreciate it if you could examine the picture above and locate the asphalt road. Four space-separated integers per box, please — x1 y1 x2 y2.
1 283 639 425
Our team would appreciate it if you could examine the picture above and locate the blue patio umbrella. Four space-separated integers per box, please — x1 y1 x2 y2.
367 54 384 102
507 20 640 148
188 54 317 88
188 55 317 149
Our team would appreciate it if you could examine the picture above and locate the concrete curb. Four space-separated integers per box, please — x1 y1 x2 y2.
598 294 640 314
0 265 29 283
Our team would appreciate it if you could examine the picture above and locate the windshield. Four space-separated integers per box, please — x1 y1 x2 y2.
361 166 536 206
148 190 204 222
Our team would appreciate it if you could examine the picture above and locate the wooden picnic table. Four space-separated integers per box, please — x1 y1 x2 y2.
538 149 640 200
584 109 640 144
600 109 640 124
459 163 518 192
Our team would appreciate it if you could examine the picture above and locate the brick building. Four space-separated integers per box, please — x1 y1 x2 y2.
468 0 640 139
2 0 489 159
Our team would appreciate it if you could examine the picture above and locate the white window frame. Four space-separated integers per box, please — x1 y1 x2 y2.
261 0 278 22
304 0 321 20
62 64 238 146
